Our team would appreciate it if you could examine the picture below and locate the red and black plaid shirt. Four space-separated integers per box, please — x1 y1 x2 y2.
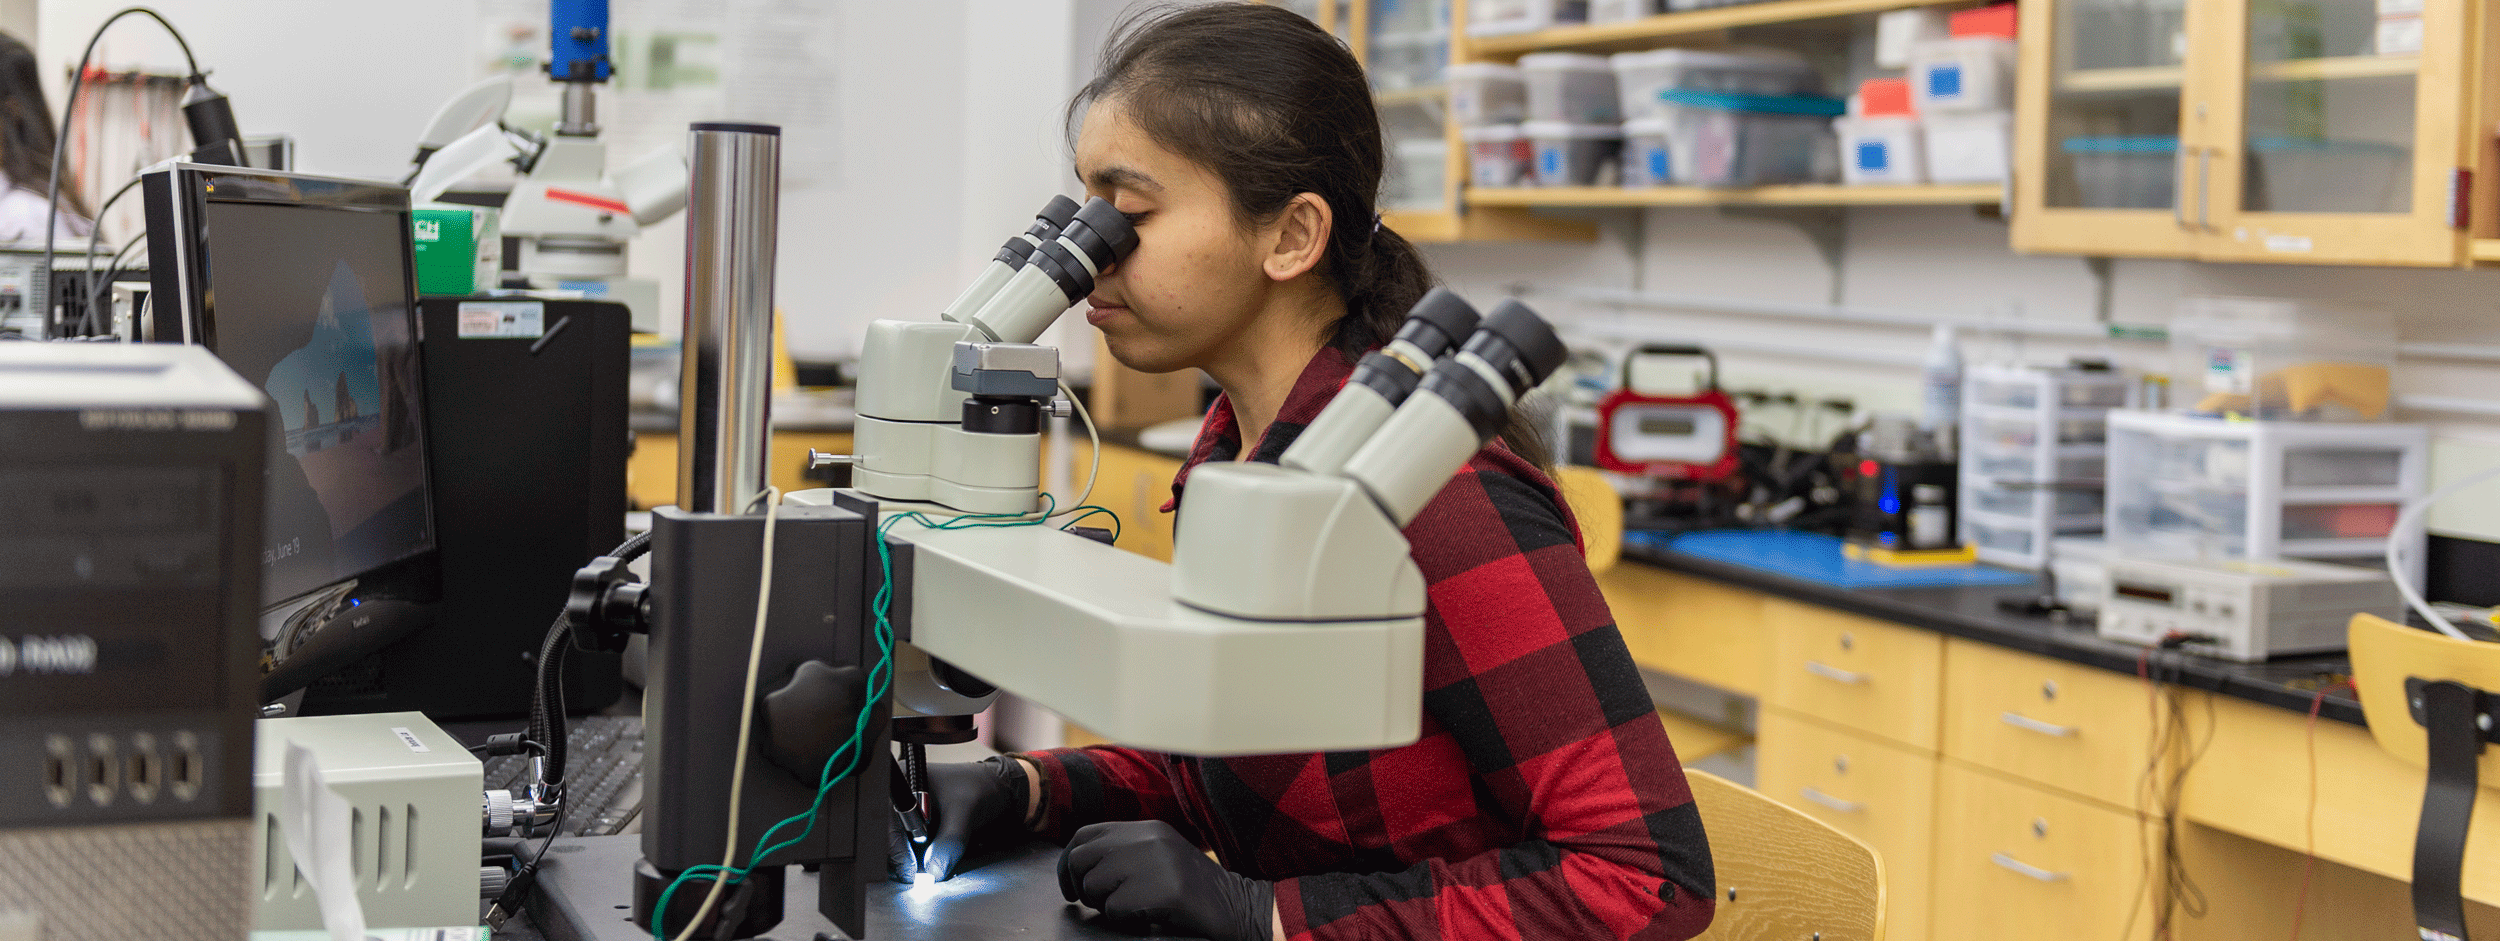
1023 346 1715 941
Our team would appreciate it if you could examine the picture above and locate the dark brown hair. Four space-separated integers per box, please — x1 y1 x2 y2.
0 32 86 219
1073 1 1550 468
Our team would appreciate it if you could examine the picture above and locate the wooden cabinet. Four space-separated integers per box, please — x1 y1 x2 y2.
628 430 850 511
1756 709 1938 941
1930 761 2154 941
1941 638 2155 811
2013 0 2482 265
1764 599 1945 752
1067 442 1184 562
1595 565 1767 695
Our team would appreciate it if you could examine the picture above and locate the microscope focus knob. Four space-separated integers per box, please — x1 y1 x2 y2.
808 449 860 469
483 789 515 833
1043 399 1075 420
480 865 512 899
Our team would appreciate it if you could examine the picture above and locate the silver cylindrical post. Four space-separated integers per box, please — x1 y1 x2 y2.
676 122 780 514
558 83 599 136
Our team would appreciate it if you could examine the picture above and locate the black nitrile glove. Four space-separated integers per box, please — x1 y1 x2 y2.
886 757 1030 883
1058 820 1274 941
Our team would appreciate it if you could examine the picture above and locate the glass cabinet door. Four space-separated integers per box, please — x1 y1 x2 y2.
2199 0 2465 264
2013 0 2206 256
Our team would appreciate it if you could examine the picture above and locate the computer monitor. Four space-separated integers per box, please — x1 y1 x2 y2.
141 162 436 610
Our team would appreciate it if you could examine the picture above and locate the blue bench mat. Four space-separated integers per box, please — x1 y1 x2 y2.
1625 529 2037 589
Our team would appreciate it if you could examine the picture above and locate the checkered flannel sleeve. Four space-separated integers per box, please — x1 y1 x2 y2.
1276 464 1717 941
1019 745 1206 848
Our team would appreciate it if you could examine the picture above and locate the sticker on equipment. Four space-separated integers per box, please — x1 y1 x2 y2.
457 301 545 339
390 727 431 753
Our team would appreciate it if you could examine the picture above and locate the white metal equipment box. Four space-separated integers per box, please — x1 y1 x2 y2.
2097 556 2403 662
251 712 482 932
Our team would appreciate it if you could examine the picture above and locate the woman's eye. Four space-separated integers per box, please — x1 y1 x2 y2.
1121 211 1149 225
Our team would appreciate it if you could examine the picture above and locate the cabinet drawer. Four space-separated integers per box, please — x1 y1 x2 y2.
1598 567 1766 695
1765 600 1943 751
1079 445 1182 561
1943 640 2152 809
1756 710 1935 941
1931 762 2151 941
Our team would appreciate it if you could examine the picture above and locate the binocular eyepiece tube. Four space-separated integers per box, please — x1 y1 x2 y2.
1281 287 1484 478
1339 298 1568 527
962 197 1139 345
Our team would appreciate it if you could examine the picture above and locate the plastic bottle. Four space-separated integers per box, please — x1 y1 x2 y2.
1919 323 1962 431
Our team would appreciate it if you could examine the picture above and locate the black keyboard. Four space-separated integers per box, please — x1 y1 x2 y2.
481 714 644 837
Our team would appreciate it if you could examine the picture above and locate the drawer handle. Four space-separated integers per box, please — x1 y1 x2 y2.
2000 711 2078 737
1805 661 1868 685
1991 852 2071 883
1800 787 1863 813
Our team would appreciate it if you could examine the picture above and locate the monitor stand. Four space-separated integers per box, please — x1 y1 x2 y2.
526 835 1186 941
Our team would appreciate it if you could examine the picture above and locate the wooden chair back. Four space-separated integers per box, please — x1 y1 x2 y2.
1686 769 1886 941
1552 464 1624 574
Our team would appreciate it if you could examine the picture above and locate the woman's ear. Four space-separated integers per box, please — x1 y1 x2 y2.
1261 192 1334 283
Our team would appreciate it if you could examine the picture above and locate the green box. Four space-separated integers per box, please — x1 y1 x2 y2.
411 203 501 296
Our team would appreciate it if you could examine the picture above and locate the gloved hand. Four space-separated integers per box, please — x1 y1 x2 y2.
1058 820 1275 941
886 757 1030 883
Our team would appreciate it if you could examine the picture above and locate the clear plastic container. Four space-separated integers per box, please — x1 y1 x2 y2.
1385 139 1449 210
1621 118 1670 188
2064 137 2179 209
2244 138 2410 214
2104 410 2431 576
1909 36 2017 114
2171 296 2398 421
1588 0 1658 22
1972 485 2104 521
1970 517 2035 558
1975 447 2106 483
1523 122 1623 186
1520 52 1621 124
1448 63 1528 126
1463 124 1532 187
1968 367 2133 410
1922 109 2011 184
2283 448 2404 487
1834 115 1925 185
1654 89 1844 186
1469 0 1589 36
1609 48 1821 122
2050 536 2111 613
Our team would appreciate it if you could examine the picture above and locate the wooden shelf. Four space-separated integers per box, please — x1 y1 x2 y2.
2058 65 2185 94
1383 207 1600 242
2250 54 2419 82
1465 183 2004 207
2468 239 2500 263
1465 0 1965 57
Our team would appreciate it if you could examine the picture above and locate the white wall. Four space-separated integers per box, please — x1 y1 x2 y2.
36 0 1106 360
1420 206 2500 541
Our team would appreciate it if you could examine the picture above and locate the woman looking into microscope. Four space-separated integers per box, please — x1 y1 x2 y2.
906 6 1716 940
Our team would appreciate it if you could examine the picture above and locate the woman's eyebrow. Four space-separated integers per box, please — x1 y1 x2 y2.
1081 164 1163 194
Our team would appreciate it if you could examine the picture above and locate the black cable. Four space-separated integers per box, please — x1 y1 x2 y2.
530 529 655 792
80 236 141 338
43 6 200 339
74 175 143 335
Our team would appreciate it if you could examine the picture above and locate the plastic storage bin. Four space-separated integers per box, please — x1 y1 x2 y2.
1589 0 1658 22
2064 137 2178 209
1524 122 1623 186
2103 410 2429 579
2170 296 2398 421
1621 118 1670 188
1609 48 1821 122
2050 536 2112 614
2243 137 2410 214
1655 89 1844 186
1959 363 2133 569
1449 63 1528 126
1469 0 1589 36
1385 139 1449 210
1521 52 1621 123
1909 37 2017 114
1463 124 1532 187
1835 115 1925 185
1922 110 2011 183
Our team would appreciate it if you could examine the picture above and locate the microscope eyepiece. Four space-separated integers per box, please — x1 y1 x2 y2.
1395 288 1483 361
1037 194 1083 231
1059 197 1141 271
1463 299 1569 401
